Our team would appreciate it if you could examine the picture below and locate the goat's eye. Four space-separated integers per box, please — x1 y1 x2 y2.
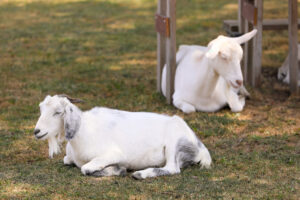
53 112 61 116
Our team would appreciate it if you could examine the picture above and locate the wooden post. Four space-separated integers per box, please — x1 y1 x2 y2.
238 0 244 33
156 0 176 104
240 0 263 87
239 0 247 80
251 0 263 86
165 0 176 104
243 20 250 82
156 0 167 93
288 0 299 94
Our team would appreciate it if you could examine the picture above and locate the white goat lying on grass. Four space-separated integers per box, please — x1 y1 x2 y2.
277 44 300 86
34 95 211 179
162 30 257 113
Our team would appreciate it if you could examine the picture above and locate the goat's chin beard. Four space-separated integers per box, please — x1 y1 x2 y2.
47 132 64 158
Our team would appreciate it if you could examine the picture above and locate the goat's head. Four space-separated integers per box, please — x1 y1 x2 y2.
278 64 288 81
205 29 257 88
34 94 83 157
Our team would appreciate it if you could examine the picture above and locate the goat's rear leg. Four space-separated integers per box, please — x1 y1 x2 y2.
132 141 180 179
132 166 177 180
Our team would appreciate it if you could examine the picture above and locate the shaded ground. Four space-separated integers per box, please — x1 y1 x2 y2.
0 0 299 199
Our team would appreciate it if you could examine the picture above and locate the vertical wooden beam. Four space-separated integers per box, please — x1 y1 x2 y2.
244 21 253 85
241 0 263 87
251 0 263 86
156 0 167 93
288 0 299 94
166 0 176 104
238 0 244 33
243 20 250 83
239 0 247 81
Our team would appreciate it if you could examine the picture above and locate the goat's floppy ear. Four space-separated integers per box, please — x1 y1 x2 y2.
63 104 81 140
234 29 257 44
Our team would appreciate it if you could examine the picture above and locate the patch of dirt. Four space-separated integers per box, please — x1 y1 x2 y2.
237 67 300 137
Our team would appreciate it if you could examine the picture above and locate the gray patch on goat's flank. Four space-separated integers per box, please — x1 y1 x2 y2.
153 168 170 176
175 138 199 168
70 107 73 112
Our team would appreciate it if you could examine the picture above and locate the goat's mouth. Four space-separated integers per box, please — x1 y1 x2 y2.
36 132 48 139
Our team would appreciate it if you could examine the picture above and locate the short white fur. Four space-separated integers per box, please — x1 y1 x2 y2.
277 44 300 86
162 30 257 113
34 95 212 179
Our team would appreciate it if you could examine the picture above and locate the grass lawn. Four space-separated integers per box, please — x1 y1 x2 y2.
0 0 299 199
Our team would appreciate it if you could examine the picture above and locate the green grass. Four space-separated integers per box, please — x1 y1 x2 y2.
0 0 299 199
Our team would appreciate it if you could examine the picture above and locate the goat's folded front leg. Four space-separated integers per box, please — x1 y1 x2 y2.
226 88 245 112
81 153 123 176
63 143 75 165
90 165 127 177
173 98 196 113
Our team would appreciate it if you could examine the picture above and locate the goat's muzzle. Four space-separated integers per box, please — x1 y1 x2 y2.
236 80 243 87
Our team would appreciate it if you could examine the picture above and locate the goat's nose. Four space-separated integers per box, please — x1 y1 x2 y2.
34 129 40 135
236 80 243 86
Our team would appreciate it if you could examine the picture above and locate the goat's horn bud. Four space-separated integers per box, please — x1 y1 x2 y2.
57 94 84 103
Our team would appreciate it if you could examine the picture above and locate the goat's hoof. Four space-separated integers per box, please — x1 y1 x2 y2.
81 166 93 176
132 172 143 180
231 107 243 113
63 156 74 166
119 169 127 177
90 170 107 177
83 170 92 176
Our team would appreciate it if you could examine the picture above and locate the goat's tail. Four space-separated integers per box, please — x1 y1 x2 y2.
195 141 212 169
171 115 212 169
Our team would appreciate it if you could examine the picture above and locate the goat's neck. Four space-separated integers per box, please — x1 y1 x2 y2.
197 59 219 97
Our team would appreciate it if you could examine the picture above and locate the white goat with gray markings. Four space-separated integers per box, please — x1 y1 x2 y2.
277 44 300 86
34 95 211 179
162 30 257 113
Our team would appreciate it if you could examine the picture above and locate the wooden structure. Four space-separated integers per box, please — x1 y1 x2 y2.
224 0 299 94
224 19 300 34
289 0 299 94
156 0 176 104
238 0 263 87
